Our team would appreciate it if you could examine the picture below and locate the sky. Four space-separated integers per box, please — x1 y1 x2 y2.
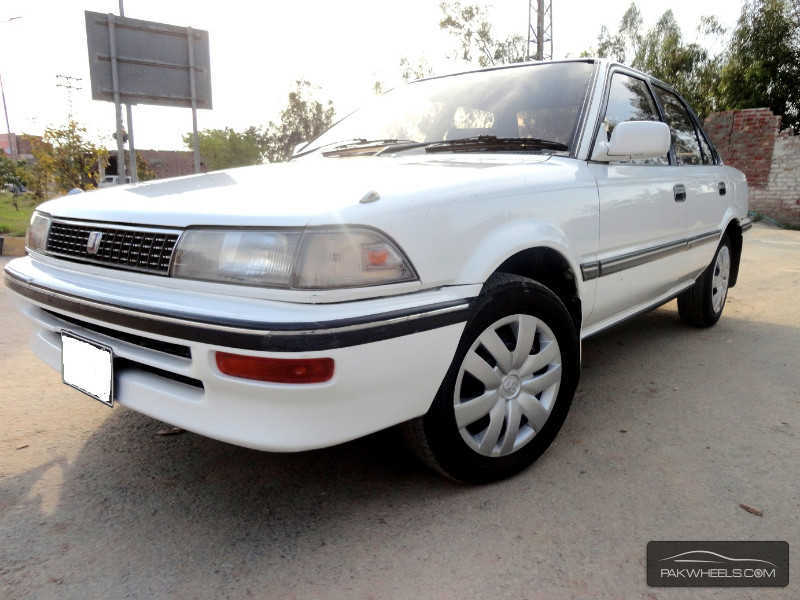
0 0 746 151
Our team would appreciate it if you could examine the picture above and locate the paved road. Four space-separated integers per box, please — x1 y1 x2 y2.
1 223 798 599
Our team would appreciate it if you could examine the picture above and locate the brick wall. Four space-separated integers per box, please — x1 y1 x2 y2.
106 149 202 180
704 108 800 226
137 150 200 179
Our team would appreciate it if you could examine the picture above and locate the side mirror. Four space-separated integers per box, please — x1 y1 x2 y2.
591 120 671 162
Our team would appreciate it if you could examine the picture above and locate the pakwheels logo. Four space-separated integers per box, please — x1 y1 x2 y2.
647 541 789 587
659 550 777 580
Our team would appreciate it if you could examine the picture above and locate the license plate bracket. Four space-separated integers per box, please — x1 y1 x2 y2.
61 331 114 407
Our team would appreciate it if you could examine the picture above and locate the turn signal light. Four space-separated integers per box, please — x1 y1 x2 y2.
215 353 334 384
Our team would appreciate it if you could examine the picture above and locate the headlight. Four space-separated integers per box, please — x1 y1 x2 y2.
25 212 51 253
172 229 302 287
172 227 417 289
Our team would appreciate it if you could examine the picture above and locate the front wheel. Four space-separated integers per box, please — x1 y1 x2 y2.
403 274 580 483
678 236 732 327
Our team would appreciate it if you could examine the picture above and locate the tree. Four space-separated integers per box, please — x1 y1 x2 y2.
260 80 336 163
719 0 800 131
632 11 726 117
136 153 157 182
400 57 434 81
438 1 527 67
596 3 643 64
29 120 107 195
0 154 25 192
183 126 263 171
591 3 725 117
17 141 49 200
183 81 335 167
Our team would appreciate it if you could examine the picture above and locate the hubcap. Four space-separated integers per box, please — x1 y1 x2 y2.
453 314 562 458
711 245 731 314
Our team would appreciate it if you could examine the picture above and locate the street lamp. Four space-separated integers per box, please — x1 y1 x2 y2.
1 16 23 161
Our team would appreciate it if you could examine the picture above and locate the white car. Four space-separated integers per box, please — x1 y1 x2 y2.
98 175 132 188
5 59 750 482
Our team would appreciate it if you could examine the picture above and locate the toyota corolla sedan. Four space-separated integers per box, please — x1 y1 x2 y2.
4 58 750 482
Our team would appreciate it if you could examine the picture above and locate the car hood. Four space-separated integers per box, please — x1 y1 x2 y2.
38 153 556 228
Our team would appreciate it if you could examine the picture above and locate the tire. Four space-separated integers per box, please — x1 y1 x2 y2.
403 273 580 483
677 235 732 328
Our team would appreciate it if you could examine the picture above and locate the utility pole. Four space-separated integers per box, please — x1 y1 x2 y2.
0 73 16 160
1 16 22 161
527 0 553 61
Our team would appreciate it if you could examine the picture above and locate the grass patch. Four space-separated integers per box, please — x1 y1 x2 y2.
0 192 38 236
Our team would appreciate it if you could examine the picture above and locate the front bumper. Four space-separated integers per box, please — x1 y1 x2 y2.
5 256 473 451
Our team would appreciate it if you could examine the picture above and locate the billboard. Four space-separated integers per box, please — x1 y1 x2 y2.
85 11 211 109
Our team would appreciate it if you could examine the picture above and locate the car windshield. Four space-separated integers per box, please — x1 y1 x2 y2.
303 61 595 155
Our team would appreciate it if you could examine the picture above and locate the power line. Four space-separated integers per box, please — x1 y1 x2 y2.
56 73 83 119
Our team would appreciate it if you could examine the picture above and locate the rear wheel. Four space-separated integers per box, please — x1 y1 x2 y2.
403 274 579 483
678 236 732 327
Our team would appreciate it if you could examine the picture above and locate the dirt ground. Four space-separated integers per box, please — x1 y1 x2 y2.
1 223 798 599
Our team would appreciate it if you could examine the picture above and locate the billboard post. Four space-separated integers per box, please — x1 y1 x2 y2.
187 27 200 174
119 1 137 183
106 13 126 184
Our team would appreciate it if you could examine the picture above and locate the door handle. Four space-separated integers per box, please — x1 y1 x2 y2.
718 181 726 196
673 184 686 202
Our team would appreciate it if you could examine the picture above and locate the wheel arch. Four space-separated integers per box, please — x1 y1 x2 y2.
488 246 582 330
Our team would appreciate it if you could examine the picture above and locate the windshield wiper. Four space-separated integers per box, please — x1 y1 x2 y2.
425 135 568 153
292 138 370 159
321 138 419 156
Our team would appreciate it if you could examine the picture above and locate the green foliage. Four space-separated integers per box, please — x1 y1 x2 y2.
18 148 49 200
596 3 643 63
438 1 527 67
29 121 107 196
0 154 25 191
593 3 725 117
183 126 263 171
719 0 800 131
633 11 726 118
185 81 335 167
590 0 800 125
136 153 157 182
400 57 434 82
261 81 336 163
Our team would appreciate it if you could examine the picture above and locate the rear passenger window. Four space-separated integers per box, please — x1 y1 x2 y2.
602 73 667 165
654 87 704 165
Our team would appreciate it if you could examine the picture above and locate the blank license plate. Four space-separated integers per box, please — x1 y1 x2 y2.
61 332 114 407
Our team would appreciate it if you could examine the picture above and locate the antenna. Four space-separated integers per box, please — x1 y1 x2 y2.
527 0 553 61
56 73 83 119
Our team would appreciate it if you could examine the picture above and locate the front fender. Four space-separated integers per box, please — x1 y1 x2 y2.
459 220 585 293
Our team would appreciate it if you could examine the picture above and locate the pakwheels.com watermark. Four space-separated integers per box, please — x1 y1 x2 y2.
647 541 789 587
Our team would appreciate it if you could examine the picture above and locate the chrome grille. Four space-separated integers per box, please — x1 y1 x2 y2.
46 221 180 275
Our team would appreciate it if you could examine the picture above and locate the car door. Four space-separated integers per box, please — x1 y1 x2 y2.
586 70 688 326
652 85 727 277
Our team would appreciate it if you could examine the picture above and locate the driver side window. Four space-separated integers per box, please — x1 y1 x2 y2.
602 73 668 165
